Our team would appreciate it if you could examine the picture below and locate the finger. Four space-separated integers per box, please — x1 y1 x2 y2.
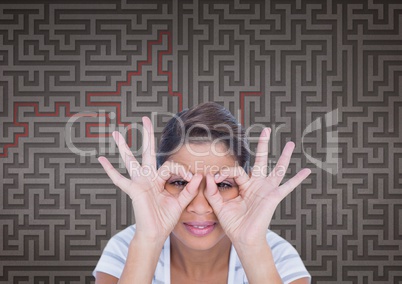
176 173 203 209
204 173 224 213
155 160 193 191
278 168 311 198
98 156 132 195
112 131 140 178
267 141 295 187
251 127 271 178
214 166 250 188
142 116 157 170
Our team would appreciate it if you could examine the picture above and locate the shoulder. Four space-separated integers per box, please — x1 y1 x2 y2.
93 225 168 281
265 229 311 284
92 225 137 279
266 229 299 258
231 229 311 284
108 224 137 248
102 224 137 258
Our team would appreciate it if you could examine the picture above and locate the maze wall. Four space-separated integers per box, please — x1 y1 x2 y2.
1 0 401 283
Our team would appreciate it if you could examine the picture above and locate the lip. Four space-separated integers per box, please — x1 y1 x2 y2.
183 221 217 237
184 221 216 226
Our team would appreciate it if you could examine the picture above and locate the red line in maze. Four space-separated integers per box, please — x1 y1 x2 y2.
2 31 182 158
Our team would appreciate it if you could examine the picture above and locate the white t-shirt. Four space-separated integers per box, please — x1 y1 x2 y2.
93 224 311 283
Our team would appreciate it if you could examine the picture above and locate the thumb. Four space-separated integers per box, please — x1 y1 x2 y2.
176 173 202 209
204 173 223 213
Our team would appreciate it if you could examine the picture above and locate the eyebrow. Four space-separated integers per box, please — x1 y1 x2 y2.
170 172 235 181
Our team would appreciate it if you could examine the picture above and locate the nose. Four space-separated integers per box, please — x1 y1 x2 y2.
186 176 213 215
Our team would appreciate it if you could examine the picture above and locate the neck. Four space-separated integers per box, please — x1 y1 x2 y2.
170 234 232 280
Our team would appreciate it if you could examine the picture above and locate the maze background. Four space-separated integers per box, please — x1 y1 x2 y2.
1 0 401 283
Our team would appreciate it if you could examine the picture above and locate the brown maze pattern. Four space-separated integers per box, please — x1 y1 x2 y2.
1 0 402 283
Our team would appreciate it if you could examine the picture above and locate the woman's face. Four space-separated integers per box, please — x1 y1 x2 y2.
165 142 240 251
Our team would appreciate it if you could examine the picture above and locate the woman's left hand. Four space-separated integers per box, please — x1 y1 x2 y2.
204 128 311 246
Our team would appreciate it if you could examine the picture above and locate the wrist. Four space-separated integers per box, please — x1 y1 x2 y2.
233 240 282 284
119 232 166 283
232 238 269 256
229 234 268 249
131 233 167 250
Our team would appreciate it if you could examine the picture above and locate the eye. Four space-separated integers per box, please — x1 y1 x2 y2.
169 180 188 189
217 182 233 191
169 180 233 192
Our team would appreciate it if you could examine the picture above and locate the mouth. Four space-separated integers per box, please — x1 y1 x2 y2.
183 221 217 237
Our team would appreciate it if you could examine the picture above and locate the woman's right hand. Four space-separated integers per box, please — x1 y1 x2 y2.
97 116 201 244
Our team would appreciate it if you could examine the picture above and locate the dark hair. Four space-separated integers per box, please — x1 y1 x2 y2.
156 102 251 173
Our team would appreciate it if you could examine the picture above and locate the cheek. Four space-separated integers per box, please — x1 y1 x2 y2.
164 184 181 196
221 188 239 202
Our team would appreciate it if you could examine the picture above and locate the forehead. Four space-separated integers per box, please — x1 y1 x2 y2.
166 142 238 174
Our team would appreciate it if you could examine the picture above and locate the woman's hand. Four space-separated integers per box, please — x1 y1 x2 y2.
98 117 201 244
204 128 311 246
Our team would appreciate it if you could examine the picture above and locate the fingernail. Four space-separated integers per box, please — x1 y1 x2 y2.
186 172 193 180
112 131 119 142
142 116 148 127
289 141 295 148
214 173 220 181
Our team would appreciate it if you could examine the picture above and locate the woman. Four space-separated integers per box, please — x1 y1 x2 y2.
93 102 312 283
